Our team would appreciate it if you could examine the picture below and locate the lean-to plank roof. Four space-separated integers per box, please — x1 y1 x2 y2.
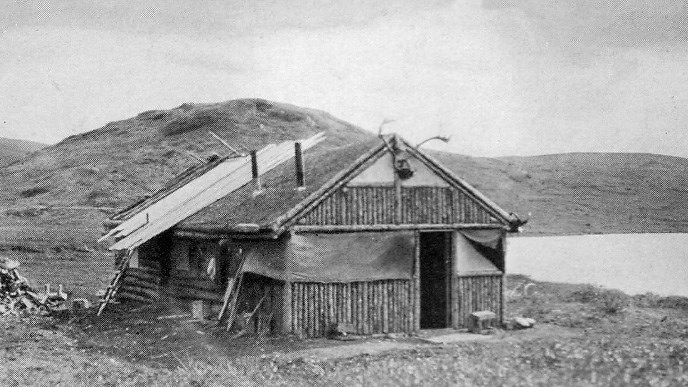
105 134 523 242
176 137 383 233
102 134 326 250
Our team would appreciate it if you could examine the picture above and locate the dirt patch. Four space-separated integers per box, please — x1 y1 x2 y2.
0 275 687 386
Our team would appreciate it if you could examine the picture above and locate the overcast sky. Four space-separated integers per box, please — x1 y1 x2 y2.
1 0 687 157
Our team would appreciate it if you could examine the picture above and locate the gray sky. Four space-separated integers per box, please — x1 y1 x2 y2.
1 0 687 157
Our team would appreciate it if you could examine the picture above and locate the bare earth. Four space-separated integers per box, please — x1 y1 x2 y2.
1 274 687 386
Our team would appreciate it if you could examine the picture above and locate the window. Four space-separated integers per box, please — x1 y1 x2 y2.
173 241 191 271
188 242 212 274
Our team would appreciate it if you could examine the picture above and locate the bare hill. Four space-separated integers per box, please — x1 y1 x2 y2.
431 151 688 235
1 98 687 250
0 99 373 208
0 137 46 166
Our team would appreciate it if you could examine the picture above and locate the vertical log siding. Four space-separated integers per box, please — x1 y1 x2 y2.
290 279 415 338
301 187 396 225
301 186 498 226
454 274 503 329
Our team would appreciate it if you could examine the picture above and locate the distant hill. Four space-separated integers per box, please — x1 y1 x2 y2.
0 99 373 208
0 137 46 166
0 98 687 250
432 151 688 235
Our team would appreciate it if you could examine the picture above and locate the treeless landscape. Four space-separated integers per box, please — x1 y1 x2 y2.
1 99 687 385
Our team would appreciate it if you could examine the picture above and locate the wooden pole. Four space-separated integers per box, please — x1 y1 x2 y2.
281 281 292 335
184 150 206 163
414 231 421 332
208 131 242 156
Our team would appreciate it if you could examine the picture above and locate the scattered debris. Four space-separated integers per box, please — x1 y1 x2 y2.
468 310 497 333
329 322 356 338
191 300 209 320
0 256 68 316
71 298 91 310
510 317 537 330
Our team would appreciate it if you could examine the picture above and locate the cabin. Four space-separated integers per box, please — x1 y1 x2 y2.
101 134 524 337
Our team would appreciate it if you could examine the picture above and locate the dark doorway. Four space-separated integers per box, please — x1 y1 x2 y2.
419 232 452 329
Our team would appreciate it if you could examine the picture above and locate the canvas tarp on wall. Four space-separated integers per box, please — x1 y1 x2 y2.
240 232 415 282
454 229 504 275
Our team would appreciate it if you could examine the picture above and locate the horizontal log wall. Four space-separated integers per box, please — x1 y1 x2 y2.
300 186 498 226
290 279 414 338
118 269 281 334
117 267 162 302
167 269 223 303
454 274 503 329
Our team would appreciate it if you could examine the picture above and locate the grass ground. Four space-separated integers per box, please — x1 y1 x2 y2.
1 269 687 386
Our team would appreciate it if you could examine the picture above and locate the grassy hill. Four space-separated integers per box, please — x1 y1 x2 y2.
0 137 46 166
1 98 687 251
431 151 688 235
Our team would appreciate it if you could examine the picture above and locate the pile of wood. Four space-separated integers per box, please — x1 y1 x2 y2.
0 256 68 316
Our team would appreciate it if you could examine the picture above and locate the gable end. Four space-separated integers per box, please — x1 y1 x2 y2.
286 139 509 228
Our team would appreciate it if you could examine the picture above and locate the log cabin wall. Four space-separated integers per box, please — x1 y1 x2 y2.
118 239 283 334
300 186 499 226
117 240 163 303
300 187 396 225
119 266 162 303
288 279 415 338
453 273 503 329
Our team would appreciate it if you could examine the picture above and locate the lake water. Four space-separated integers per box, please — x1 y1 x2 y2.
506 233 688 297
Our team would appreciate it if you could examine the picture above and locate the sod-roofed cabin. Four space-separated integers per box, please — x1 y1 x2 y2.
100 133 524 337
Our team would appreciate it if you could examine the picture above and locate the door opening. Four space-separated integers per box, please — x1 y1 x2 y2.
419 231 452 329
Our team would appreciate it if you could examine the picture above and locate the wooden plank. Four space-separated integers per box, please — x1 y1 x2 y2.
108 134 325 250
224 270 245 331
217 251 249 321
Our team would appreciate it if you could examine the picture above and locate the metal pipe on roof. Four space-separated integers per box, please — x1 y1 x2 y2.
250 150 261 191
295 142 305 189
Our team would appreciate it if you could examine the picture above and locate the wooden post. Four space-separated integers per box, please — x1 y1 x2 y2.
450 232 458 329
280 281 292 334
382 281 388 333
208 131 242 157
414 231 421 332
394 163 402 224
294 283 300 336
